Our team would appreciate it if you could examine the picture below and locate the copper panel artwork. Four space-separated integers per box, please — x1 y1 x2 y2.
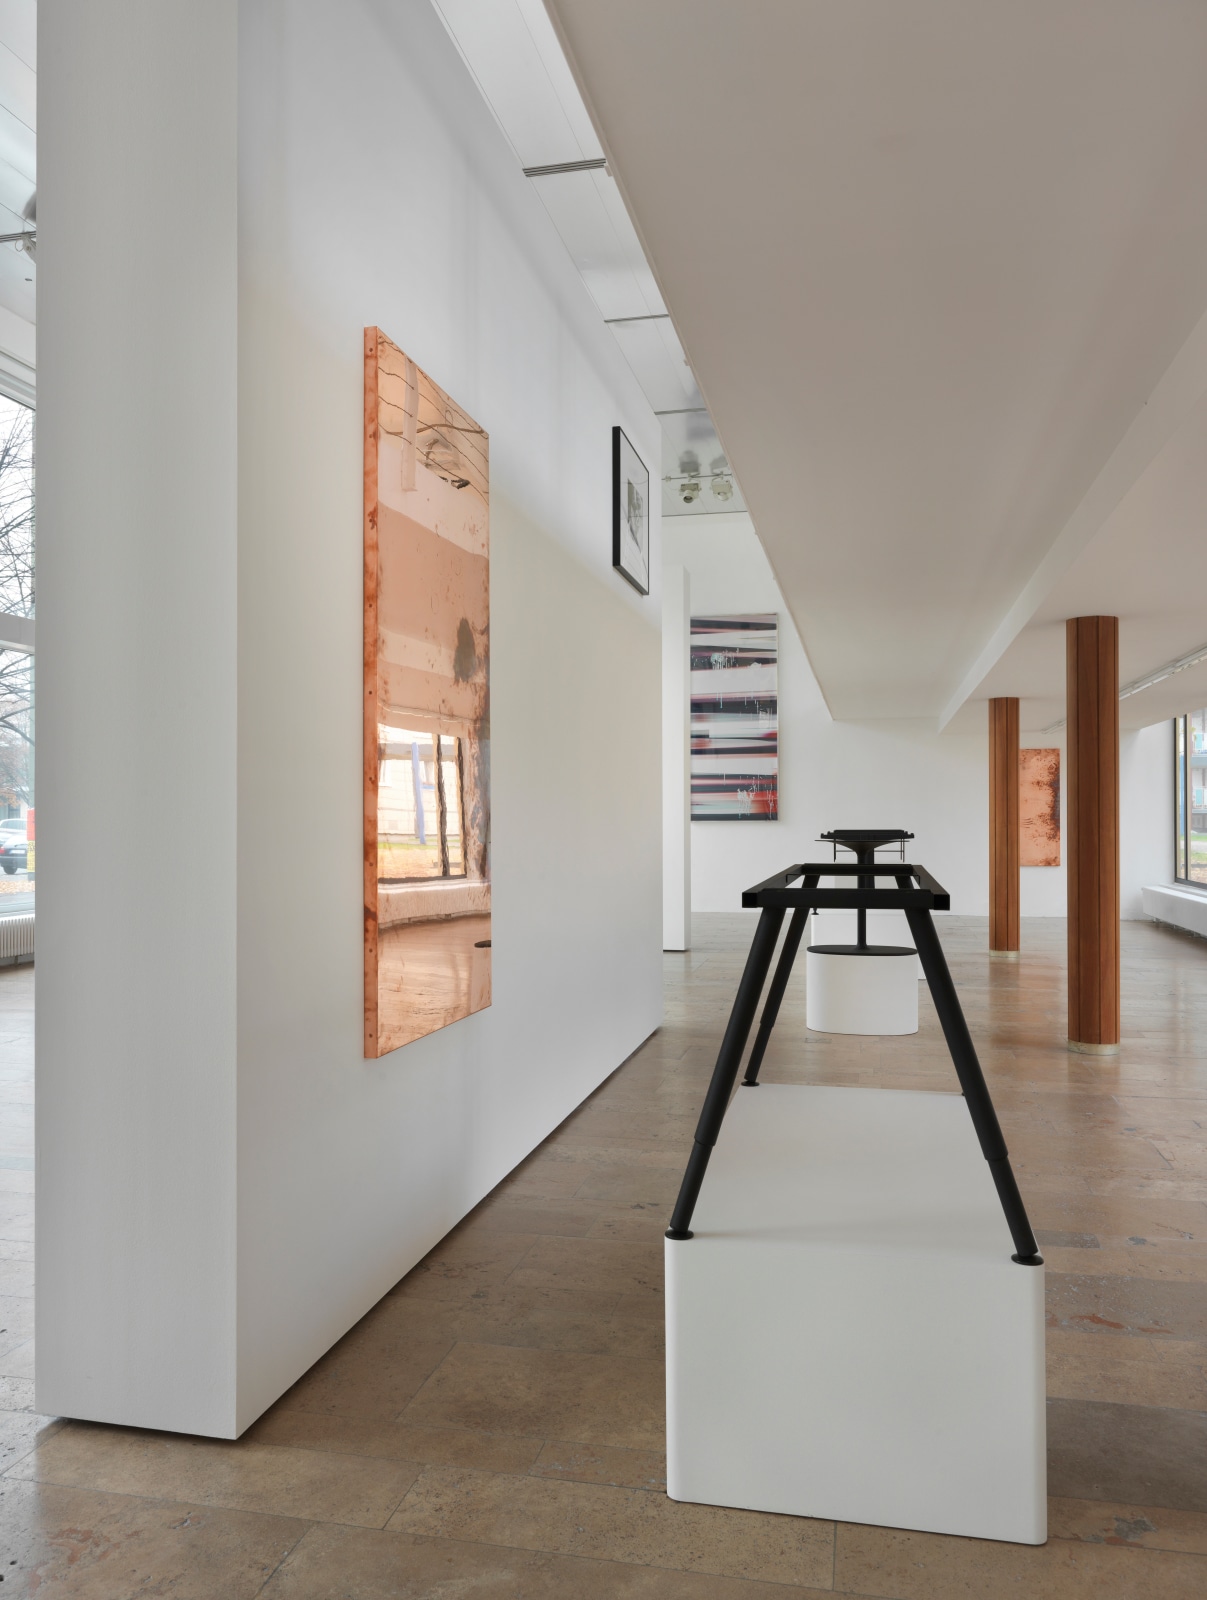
1019 747 1060 868
364 328 490 1057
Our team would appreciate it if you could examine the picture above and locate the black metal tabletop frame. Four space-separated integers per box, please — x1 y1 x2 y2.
665 861 1043 1266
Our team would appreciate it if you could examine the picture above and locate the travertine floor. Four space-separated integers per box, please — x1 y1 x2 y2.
3 918 1207 1596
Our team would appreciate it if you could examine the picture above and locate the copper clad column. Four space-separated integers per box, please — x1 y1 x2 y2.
1066 617 1120 1053
989 699 1020 958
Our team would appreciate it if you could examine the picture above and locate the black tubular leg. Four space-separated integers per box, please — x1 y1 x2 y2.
905 905 1043 1266
743 905 810 1085
666 906 785 1239
856 841 874 948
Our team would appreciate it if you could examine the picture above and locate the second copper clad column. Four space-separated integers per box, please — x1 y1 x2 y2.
988 698 1020 956
1066 617 1120 1052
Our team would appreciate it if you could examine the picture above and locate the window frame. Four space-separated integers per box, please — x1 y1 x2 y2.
1174 711 1207 890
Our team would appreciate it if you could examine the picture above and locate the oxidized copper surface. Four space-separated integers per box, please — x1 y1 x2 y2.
364 329 490 1056
1020 747 1060 868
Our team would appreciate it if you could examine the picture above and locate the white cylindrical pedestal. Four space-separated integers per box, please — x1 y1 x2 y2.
806 946 918 1035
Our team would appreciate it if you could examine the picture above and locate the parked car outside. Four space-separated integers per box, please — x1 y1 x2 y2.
0 832 27 873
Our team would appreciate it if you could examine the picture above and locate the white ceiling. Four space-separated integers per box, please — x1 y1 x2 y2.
961 391 1207 733
544 0 1207 725
0 0 34 329
431 0 745 516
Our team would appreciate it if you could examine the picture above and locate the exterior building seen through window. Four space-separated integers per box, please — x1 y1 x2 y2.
1174 708 1207 886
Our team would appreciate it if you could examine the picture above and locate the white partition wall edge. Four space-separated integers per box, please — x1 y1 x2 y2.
663 564 691 949
37 0 663 1437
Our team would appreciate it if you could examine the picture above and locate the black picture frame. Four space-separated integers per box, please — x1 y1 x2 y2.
612 425 650 595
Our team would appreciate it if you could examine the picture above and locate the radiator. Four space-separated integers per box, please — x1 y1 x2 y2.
0 913 33 962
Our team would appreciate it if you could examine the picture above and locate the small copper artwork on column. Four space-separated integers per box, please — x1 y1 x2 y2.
1019 748 1060 867
364 328 490 1057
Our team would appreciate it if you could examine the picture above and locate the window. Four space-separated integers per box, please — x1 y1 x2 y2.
377 726 466 881
1174 709 1207 886
0 394 33 904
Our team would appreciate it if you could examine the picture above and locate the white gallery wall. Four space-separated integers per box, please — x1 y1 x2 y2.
38 0 662 1437
666 515 1173 920
662 565 690 949
1121 718 1174 919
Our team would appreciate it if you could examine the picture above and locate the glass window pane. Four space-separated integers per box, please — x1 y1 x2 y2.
377 726 467 883
1191 709 1207 885
1176 716 1187 881
0 396 33 908
0 396 33 619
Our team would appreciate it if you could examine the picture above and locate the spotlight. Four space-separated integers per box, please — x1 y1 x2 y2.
710 474 733 503
679 478 702 505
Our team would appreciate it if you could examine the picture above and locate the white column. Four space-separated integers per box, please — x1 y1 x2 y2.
37 0 239 1433
663 564 691 949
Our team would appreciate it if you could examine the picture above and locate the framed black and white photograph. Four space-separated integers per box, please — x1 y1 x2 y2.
612 426 650 594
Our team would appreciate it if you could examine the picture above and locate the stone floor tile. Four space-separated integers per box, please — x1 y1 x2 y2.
1048 1397 1207 1512
0 1337 33 1378
0 1373 34 1410
570 1165 684 1205
0 1292 32 1346
585 1207 679 1241
259 1523 834 1599
834 1519 1207 1598
398 1229 537 1296
388 1466 835 1588
1043 1242 1207 1282
401 1341 664 1450
508 1235 665 1301
389 1269 623 1317
1046 1328 1207 1410
530 1438 667 1489
272 1335 454 1420
0 1408 62 1471
0 1257 32 1294
1033 1195 1207 1243
369 1282 668 1360
8 1422 422 1527
247 1408 544 1473
471 1201 600 1237
1045 1272 1207 1340
0 1476 308 1598
1049 1494 1207 1555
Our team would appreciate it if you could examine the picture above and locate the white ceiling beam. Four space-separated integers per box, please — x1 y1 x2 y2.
938 302 1207 730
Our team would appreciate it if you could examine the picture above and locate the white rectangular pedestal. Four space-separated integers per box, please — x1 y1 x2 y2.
666 1085 1046 1544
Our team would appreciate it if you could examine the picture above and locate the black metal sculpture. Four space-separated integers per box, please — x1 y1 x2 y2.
665 856 1042 1266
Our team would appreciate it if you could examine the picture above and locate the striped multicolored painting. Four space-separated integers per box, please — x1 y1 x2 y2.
690 614 778 820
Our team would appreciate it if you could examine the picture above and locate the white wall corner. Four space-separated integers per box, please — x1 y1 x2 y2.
663 564 691 948
36 0 240 1434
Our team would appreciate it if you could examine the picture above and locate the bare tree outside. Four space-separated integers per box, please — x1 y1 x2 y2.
0 397 33 618
0 396 33 817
